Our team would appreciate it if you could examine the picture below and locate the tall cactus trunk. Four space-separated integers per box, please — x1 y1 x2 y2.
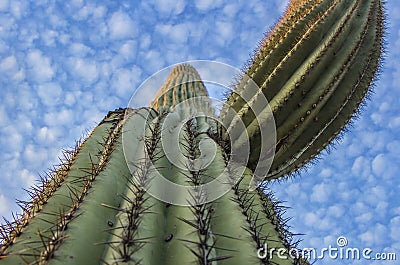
0 0 384 264
0 66 302 265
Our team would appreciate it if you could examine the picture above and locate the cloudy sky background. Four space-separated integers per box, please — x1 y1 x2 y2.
0 0 399 264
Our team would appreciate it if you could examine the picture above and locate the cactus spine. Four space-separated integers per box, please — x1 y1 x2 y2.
0 0 384 264
222 0 384 179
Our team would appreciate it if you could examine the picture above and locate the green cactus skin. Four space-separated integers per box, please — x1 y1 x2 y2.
150 64 211 113
0 66 303 265
0 0 384 264
0 109 129 264
221 0 384 180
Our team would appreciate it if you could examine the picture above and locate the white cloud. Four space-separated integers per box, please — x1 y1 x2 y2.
17 87 39 111
64 92 77 106
222 3 240 18
19 169 36 188
359 223 388 246
109 41 139 69
351 201 370 215
389 116 400 128
43 108 74 127
351 156 370 177
74 4 91 20
70 0 83 8
37 82 62 107
37 126 60 144
215 21 234 45
319 168 333 178
304 212 319 227
139 34 151 50
0 40 9 54
108 11 137 40
152 0 186 16
0 14 16 39
141 50 165 73
41 30 59 46
347 142 364 157
355 212 373 223
1 126 23 152
371 153 397 179
311 182 332 203
284 182 301 197
69 42 93 57
16 114 34 134
92 5 107 19
368 185 387 204
23 144 49 166
0 55 18 73
9 0 28 19
118 40 137 61
327 205 344 218
26 50 55 83
315 217 333 231
111 66 142 98
0 106 9 127
390 216 400 241
370 112 383 126
375 201 389 217
195 0 224 11
0 194 10 217
155 23 191 45
378 101 390 112
0 55 24 83
68 57 99 85
0 0 9 11
372 154 387 175
359 231 374 245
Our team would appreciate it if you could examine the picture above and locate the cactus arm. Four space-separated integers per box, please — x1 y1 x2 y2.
0 110 125 264
288 5 384 178
268 0 384 178
221 0 340 123
262 0 377 169
221 0 384 180
225 0 353 153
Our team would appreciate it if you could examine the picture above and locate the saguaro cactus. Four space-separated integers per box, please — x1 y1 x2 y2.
0 0 384 264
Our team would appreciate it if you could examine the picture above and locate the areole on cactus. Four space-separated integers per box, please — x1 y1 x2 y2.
0 0 384 264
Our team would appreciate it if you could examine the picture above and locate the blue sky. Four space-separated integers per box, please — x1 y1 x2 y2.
0 1 399 264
